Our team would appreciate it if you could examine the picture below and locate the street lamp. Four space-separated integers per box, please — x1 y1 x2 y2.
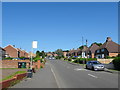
30 41 37 69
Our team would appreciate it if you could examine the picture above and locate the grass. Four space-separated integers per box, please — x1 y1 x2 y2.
0 68 26 69
1 71 27 82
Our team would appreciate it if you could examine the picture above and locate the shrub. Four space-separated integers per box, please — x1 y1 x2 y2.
3 57 13 60
86 58 97 61
33 57 42 62
68 58 72 61
112 57 120 71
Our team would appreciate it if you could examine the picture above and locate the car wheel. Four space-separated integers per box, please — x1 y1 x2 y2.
92 67 94 71
86 65 88 69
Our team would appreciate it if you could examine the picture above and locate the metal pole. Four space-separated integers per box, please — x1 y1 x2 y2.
30 44 33 69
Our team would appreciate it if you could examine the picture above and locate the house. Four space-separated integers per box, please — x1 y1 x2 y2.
4 45 29 58
47 52 53 57
0 47 6 60
22 50 29 58
87 44 99 58
63 51 69 57
4 45 20 58
17 48 25 57
81 46 88 58
95 37 120 58
66 49 76 57
28 52 36 58
76 48 82 56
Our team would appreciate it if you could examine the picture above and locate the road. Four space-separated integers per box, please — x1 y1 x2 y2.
11 59 118 88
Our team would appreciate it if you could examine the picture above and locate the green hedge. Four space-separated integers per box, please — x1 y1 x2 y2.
3 57 13 60
73 58 97 64
112 57 120 71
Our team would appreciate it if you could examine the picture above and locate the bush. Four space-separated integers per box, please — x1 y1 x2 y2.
33 57 42 62
112 57 120 71
73 58 97 64
86 58 97 61
3 57 13 60
55 56 63 59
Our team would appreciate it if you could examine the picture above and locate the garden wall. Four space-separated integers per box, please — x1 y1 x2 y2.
0 60 30 68
97 59 113 64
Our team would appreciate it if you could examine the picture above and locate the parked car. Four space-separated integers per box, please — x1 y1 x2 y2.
86 61 105 71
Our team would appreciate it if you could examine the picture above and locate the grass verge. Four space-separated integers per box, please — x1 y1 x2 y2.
1 71 27 82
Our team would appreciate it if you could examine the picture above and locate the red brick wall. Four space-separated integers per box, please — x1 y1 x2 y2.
0 60 30 68
0 73 27 89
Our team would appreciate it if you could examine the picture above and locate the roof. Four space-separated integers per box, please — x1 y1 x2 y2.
87 44 99 53
4 45 18 51
0 47 5 51
97 41 120 53
82 46 88 52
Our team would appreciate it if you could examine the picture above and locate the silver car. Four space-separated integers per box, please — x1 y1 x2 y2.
86 61 105 71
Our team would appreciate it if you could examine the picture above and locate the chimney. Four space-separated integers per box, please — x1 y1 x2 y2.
13 45 15 47
106 37 112 42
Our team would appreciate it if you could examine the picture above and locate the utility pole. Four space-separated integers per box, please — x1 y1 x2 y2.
31 41 37 69
82 36 84 46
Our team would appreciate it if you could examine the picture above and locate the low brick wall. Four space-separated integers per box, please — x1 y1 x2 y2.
0 60 30 68
97 59 114 64
0 60 45 69
0 73 27 89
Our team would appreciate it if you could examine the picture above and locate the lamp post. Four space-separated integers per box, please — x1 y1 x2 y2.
30 41 37 69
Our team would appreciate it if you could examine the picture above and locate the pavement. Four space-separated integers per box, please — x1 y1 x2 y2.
10 59 118 88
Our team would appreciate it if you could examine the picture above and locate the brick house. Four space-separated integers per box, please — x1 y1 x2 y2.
67 49 76 57
22 50 29 58
4 45 20 58
81 46 88 58
4 45 29 58
28 52 36 58
17 48 25 57
0 47 6 60
86 44 99 58
63 51 69 57
95 37 120 58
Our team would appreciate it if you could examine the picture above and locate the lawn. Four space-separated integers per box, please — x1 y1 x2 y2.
1 71 27 82
0 68 26 69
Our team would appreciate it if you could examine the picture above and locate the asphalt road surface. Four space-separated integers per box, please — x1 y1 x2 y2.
11 59 118 88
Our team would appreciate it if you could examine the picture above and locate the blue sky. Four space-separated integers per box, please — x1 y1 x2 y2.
2 2 118 52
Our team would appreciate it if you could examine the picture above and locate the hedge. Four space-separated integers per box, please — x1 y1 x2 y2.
73 58 97 64
112 57 120 71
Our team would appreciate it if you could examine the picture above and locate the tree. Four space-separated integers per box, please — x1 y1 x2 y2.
91 42 102 46
36 50 40 58
55 49 63 57
79 45 87 49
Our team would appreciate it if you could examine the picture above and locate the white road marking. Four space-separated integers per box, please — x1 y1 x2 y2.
88 74 98 78
50 67 60 88
74 68 87 71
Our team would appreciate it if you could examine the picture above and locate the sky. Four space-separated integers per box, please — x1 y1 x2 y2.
2 2 118 53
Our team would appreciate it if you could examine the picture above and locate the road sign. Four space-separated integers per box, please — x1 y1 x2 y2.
32 41 37 48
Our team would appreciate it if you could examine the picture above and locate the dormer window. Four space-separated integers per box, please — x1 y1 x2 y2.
97 50 100 53
101 48 104 52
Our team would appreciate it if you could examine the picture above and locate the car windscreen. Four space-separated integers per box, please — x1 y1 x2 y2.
92 62 101 64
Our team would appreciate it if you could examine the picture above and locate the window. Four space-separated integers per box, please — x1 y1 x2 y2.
101 48 104 52
97 50 100 53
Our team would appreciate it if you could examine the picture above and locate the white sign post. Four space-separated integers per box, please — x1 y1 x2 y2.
31 41 37 69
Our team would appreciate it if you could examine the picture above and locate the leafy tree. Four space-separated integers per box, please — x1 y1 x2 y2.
36 51 40 58
79 45 87 49
91 42 102 46
55 49 63 57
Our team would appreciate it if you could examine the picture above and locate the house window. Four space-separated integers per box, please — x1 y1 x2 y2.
97 50 100 53
101 48 104 52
